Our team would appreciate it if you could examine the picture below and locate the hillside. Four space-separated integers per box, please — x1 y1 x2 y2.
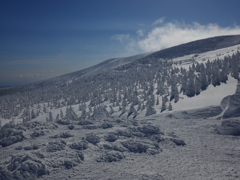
0 35 240 180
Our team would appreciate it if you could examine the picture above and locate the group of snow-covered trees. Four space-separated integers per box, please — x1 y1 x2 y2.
0 51 239 121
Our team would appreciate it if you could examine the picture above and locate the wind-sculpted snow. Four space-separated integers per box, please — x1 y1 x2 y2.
0 107 238 179
0 154 49 180
0 124 24 147
0 116 185 180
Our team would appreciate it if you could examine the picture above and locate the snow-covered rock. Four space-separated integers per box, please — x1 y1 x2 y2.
216 118 240 136
0 154 49 180
221 84 240 118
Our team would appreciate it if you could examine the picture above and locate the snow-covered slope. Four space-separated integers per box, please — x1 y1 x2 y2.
0 35 240 180
0 36 240 117
33 53 150 87
1 35 240 122
61 53 150 78
10 35 240 88
172 76 238 111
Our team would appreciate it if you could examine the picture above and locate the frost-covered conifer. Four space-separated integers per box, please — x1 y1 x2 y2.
81 109 87 119
156 96 159 105
89 107 92 113
37 104 41 111
122 98 127 108
141 103 145 111
161 96 168 112
56 114 59 121
186 74 196 97
131 94 139 106
43 104 47 113
200 71 208 91
49 111 53 122
212 64 221 87
156 80 165 96
31 109 36 119
168 102 173 111
66 106 77 120
128 104 137 118
121 105 126 114
60 109 64 118
109 106 114 115
195 77 201 95
145 105 156 116
170 83 179 103
137 102 142 111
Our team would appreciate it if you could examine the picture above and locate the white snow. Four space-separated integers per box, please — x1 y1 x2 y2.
175 44 240 62
172 44 240 69
172 76 238 112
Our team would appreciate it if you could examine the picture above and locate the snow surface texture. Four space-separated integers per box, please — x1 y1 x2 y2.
172 76 238 112
0 107 239 180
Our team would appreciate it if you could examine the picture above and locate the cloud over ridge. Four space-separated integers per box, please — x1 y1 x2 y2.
112 19 240 55
138 21 240 52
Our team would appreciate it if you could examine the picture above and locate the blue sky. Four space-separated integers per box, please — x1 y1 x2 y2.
1 0 240 86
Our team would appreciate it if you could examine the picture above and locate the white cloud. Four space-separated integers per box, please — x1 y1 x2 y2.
111 34 130 42
111 33 141 56
137 22 240 52
152 17 165 26
138 21 240 52
111 20 240 56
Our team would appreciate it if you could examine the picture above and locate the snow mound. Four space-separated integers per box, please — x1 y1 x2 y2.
221 84 240 118
216 118 240 136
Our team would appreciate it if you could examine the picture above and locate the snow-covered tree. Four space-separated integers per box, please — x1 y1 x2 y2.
60 109 64 119
200 70 208 91
145 104 156 116
31 109 36 119
186 74 196 97
56 114 59 121
161 96 168 112
109 106 114 115
66 106 78 120
156 96 159 105
81 108 87 119
168 102 173 111
128 104 137 118
170 83 179 103
137 102 142 111
195 77 201 95
48 111 53 122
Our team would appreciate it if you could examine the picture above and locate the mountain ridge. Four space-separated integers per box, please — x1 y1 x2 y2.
1 35 240 96
148 35 240 59
49 35 240 82
36 35 240 86
0 35 239 120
